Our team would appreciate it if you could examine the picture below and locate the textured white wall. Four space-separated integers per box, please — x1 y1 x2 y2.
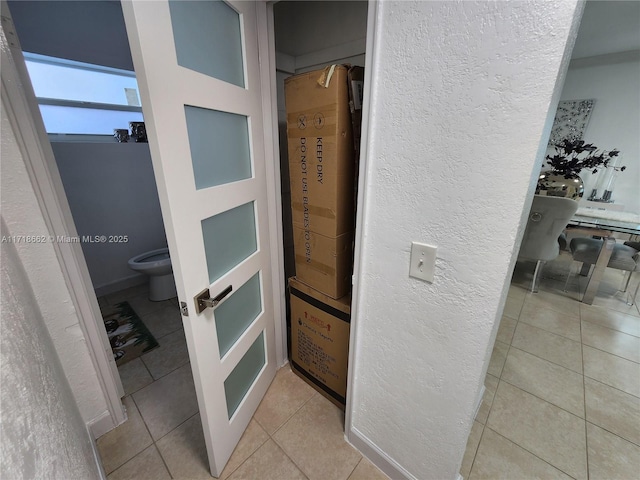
350 1 581 478
561 53 640 213
1 103 109 428
1 223 102 480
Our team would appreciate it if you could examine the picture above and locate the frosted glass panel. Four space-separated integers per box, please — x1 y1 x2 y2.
185 106 251 190
215 273 262 357
169 0 245 88
201 202 256 283
224 332 265 419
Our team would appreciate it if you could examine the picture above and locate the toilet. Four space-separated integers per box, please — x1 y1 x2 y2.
128 248 177 301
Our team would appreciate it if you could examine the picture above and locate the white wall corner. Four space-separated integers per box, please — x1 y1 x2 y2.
88 409 119 440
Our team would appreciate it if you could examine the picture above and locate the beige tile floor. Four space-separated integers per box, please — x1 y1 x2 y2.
96 285 389 480
98 250 640 480
462 252 640 480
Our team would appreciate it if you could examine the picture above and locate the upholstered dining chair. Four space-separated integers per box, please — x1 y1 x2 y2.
565 237 640 305
518 195 579 293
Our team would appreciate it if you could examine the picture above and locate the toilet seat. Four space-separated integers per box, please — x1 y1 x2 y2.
127 247 176 301
128 248 171 270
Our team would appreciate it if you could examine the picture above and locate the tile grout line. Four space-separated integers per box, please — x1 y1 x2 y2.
102 395 155 476
152 443 175 480
466 416 486 478
581 342 640 366
497 376 586 422
103 443 158 478
230 372 318 479
345 457 363 480
582 374 640 400
579 301 590 480
267 435 312 480
517 317 582 342
584 419 640 449
510 258 637 478
580 316 640 340
518 303 597 415
486 426 580 480
221 432 271 480
468 303 518 476
129 393 157 451
511 328 584 375
128 394 198 479
270 390 319 438
490 298 586 478
506 343 583 376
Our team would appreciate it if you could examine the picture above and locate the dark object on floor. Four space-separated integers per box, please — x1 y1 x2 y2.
101 301 159 366
567 237 640 305
624 241 640 252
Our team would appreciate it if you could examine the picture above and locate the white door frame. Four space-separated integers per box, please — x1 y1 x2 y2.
258 0 287 367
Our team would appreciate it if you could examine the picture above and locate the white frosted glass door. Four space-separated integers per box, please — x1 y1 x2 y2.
122 1 276 477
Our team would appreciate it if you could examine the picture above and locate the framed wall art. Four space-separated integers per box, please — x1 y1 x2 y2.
548 99 595 146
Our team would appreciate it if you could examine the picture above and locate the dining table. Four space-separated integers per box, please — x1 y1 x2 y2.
567 207 640 304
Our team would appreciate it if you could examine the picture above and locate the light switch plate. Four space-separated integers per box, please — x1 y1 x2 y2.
409 242 437 282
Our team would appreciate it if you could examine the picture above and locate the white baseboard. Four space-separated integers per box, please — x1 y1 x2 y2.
94 274 146 297
88 410 116 440
87 425 108 480
346 427 418 480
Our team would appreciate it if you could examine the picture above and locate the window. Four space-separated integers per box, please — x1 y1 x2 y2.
24 52 144 136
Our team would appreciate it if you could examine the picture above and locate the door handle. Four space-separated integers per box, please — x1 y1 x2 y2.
194 285 232 314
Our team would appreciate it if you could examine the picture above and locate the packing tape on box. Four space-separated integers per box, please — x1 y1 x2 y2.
289 286 350 323
317 64 337 88
290 202 336 219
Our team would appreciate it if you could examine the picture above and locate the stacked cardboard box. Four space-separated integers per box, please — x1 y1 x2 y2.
284 65 363 407
288 277 350 409
284 65 356 300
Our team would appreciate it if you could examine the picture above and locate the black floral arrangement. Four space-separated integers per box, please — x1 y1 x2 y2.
545 139 624 179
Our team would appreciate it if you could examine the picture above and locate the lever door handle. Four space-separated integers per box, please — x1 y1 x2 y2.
194 285 232 314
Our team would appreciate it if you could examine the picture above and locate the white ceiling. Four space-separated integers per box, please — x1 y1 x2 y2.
571 0 640 59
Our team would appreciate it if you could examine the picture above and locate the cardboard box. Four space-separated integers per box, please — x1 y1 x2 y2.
285 65 356 298
347 66 364 161
284 65 356 239
292 228 352 299
289 277 351 408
